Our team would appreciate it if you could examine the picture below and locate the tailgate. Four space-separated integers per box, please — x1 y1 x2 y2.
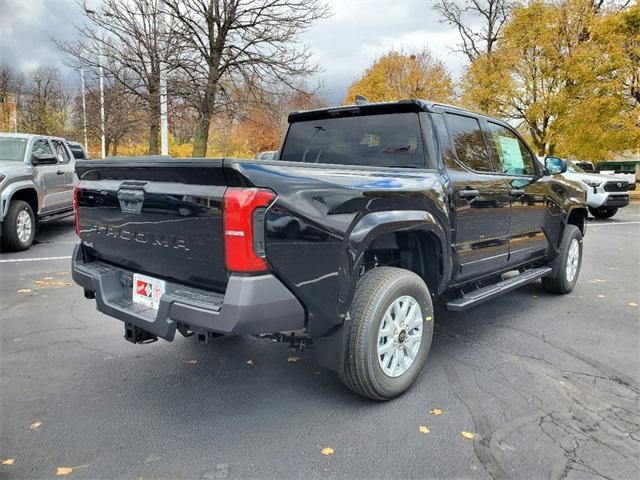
76 158 228 292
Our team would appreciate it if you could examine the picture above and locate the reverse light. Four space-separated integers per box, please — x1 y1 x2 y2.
223 187 275 272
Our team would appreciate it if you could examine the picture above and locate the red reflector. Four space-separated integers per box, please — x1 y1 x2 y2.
73 183 80 236
223 188 275 272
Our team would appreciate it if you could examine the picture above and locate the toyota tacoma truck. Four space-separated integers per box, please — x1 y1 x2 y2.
560 158 631 219
1 133 76 251
72 100 588 400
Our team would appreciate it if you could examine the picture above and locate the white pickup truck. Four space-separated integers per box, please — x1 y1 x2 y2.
561 159 631 219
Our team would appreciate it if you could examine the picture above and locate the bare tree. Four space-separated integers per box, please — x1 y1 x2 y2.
164 0 330 156
73 76 146 156
20 67 70 136
57 0 179 154
431 0 512 61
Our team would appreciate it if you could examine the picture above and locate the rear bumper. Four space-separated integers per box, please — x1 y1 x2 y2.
71 244 305 341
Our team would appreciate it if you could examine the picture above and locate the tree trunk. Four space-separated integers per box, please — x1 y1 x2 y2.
149 122 159 155
112 139 119 156
192 117 209 157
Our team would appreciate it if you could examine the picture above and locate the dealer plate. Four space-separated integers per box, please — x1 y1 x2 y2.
132 273 166 310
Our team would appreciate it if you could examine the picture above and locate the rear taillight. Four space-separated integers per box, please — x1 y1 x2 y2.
223 187 275 272
73 183 80 236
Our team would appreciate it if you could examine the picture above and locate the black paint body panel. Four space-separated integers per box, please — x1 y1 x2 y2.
74 101 587 339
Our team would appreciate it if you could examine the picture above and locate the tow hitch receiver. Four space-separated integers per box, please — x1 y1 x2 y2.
124 323 158 344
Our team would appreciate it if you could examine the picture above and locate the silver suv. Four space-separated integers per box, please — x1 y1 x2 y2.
0 133 77 251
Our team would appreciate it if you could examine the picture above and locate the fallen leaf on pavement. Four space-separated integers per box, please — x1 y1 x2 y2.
461 431 475 440
43 277 54 280
597 294 605 298
56 465 88 476
17 289 32 293
246 360 254 365
187 359 197 364
30 421 42 429
2 459 15 465
287 356 300 363
430 408 443 416
321 447 334 456
629 302 638 307
419 426 430 434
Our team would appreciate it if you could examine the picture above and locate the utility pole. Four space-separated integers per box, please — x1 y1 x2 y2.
159 0 168 156
99 53 106 159
80 69 89 153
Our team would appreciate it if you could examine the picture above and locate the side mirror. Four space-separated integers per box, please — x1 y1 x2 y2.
545 156 566 175
31 153 59 165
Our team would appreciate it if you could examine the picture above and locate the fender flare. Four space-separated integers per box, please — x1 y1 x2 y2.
336 210 451 316
1 181 39 218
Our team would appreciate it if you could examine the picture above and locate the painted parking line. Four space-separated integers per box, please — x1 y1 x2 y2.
588 221 640 227
0 255 72 264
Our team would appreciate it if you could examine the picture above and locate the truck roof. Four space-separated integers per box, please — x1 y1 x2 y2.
288 99 479 123
0 132 67 142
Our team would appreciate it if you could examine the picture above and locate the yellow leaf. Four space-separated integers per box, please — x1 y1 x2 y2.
430 408 443 416
30 421 42 429
598 294 605 298
629 302 638 307
43 277 54 280
461 431 475 440
287 356 300 363
321 447 334 456
187 359 197 364
246 360 254 365
17 289 32 293
56 465 88 476
2 459 15 465
418 425 430 434
425 316 433 322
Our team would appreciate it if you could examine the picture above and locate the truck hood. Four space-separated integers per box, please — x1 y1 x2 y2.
0 160 31 179
562 171 619 185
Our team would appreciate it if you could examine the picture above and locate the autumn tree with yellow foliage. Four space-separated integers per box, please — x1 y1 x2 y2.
343 49 455 105
460 0 639 160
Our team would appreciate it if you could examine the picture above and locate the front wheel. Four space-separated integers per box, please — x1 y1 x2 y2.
339 267 434 401
589 207 618 219
542 224 583 294
1 200 36 251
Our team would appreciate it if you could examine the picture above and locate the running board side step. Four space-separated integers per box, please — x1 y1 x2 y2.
446 267 552 311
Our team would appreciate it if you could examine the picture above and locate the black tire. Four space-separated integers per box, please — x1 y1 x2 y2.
1 200 36 252
589 207 618 219
541 224 582 294
339 267 434 401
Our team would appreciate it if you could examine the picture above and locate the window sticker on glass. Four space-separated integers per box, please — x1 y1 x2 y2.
497 136 522 173
360 134 380 147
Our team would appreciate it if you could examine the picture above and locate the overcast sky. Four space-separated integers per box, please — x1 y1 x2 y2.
0 0 467 104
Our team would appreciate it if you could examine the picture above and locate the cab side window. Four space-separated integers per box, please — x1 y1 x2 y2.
485 122 536 176
52 140 71 164
444 113 494 172
32 139 53 157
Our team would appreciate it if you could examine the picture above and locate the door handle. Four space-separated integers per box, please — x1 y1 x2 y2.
509 189 525 197
458 189 480 199
56 170 65 175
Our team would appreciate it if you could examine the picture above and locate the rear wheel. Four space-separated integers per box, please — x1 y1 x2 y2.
542 224 582 294
339 267 433 401
589 207 618 219
1 200 36 251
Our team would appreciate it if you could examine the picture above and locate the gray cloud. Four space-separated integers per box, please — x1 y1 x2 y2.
0 0 466 103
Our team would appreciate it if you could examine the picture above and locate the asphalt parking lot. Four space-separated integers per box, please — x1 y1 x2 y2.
1 207 639 480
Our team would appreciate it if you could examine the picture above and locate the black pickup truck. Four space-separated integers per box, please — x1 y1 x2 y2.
72 100 587 400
